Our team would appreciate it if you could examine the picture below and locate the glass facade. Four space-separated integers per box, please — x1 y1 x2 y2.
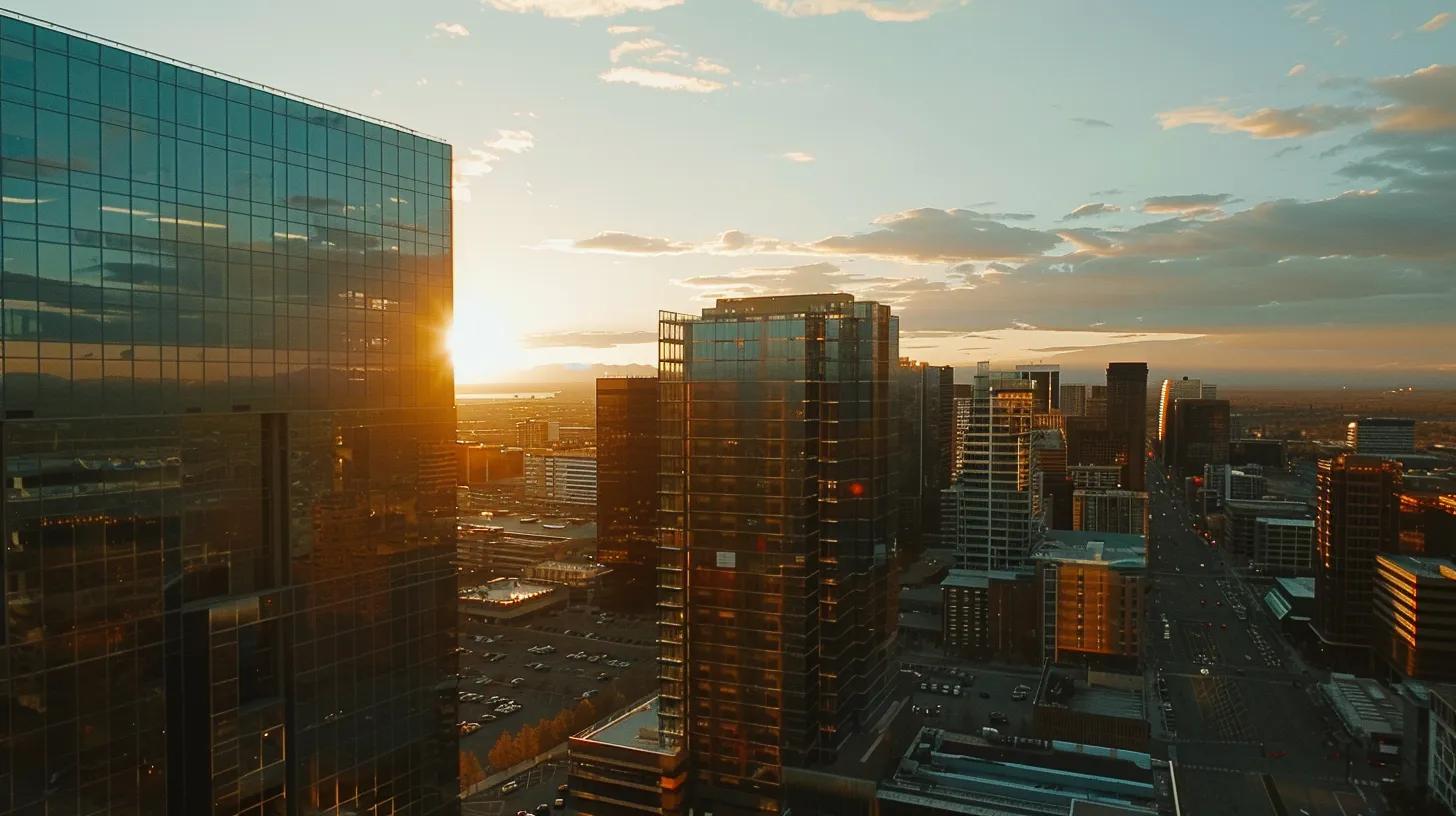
658 295 896 814
595 377 658 613
0 12 457 816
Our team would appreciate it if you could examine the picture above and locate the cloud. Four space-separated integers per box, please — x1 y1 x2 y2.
609 37 666 62
1071 117 1113 128
782 151 816 163
1368 64 1456 133
607 24 652 33
1063 202 1120 220
1140 193 1233 215
524 330 657 348
753 0 962 22
693 57 731 75
806 208 1061 262
599 66 726 92
1287 63 1307 77
1160 64 1456 140
484 129 535 154
1157 103 1367 138
570 231 696 254
483 0 683 18
432 21 471 38
1091 188 1123 196
1418 11 1452 32
1273 144 1304 158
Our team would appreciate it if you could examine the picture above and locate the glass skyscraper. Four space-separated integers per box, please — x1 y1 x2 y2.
657 294 897 814
0 12 457 816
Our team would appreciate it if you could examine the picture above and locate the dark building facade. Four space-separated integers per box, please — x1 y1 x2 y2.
658 294 897 814
0 13 458 815
1372 555 1456 682
1166 398 1231 481
1105 363 1147 491
1314 454 1403 654
596 377 659 612
892 358 953 552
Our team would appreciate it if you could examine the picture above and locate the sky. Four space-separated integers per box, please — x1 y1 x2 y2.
21 0 1456 387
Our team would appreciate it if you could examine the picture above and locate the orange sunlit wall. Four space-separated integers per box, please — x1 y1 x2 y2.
1051 563 1141 660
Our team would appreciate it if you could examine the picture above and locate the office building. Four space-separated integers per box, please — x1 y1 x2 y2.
1069 463 1123 489
947 363 1037 571
1201 383 1218 399
1373 555 1456 682
1205 464 1268 509
517 417 561 448
658 294 897 812
1255 517 1316 576
1073 489 1150 536
1321 673 1405 764
1348 417 1417 456
1232 438 1287 469
1156 376 1203 448
940 568 1038 663
1086 384 1108 417
456 442 524 484
1028 428 1069 530
1035 531 1146 669
1165 398 1230 480
0 13 458 815
1105 363 1148 491
1225 497 1310 557
1401 492 1456 558
1314 454 1403 654
1059 383 1088 418
1014 363 1060 414
524 449 598 504
596 377 659 610
894 358 955 548
1032 665 1151 752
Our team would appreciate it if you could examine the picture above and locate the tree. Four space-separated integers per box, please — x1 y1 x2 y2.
460 750 487 788
516 723 542 758
488 731 519 771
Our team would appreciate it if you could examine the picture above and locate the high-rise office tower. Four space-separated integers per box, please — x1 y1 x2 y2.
948 363 1037 571
1014 364 1060 414
1059 383 1088 418
596 377 659 611
0 13 458 815
1347 417 1417 455
1073 489 1150 536
1028 428 1069 530
1314 454 1403 653
1105 363 1148 491
1156 376 1203 450
1166 399 1231 480
658 294 897 813
1086 384 1108 418
894 358 955 549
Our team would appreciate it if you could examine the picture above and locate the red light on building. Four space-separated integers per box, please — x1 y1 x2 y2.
848 481 865 497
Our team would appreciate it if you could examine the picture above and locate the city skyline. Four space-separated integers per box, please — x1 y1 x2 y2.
13 0 1456 387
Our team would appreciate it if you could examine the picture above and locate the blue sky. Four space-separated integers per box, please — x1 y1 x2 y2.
20 0 1456 385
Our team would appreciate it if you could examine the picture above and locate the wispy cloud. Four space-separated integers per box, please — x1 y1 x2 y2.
432 21 471 38
609 38 666 63
607 24 652 33
782 151 816 163
1287 63 1306 76
1157 104 1367 138
1071 117 1113 128
485 129 535 153
1418 11 1452 32
483 0 683 19
754 0 963 22
693 57 731 75
1063 202 1120 220
1140 193 1232 215
599 66 726 93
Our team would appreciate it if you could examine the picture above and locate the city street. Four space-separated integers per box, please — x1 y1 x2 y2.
1143 462 1386 816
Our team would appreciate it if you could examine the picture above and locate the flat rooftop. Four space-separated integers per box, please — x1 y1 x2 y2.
1274 577 1316 599
1037 530 1146 569
578 696 675 755
1378 553 1456 580
941 568 1033 590
460 579 557 604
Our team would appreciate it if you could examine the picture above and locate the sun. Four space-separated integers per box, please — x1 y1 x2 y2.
446 319 527 385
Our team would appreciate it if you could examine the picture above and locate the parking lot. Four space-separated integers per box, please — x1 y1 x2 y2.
457 606 658 812
898 659 1044 737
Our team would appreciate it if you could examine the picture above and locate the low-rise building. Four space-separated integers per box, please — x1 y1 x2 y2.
1032 665 1150 753
568 696 688 815
1264 576 1316 638
1322 673 1404 765
1069 463 1123 490
941 568 1038 663
1225 498 1311 559
459 578 565 622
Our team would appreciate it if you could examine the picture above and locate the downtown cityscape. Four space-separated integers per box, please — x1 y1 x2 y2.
0 3 1455 816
